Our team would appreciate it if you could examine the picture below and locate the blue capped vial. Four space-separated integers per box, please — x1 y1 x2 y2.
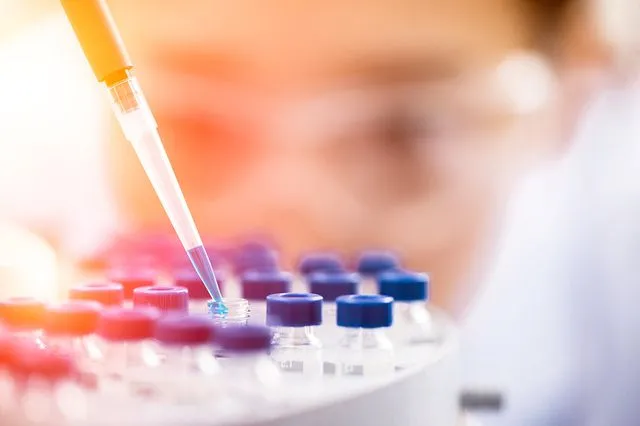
307 272 359 342
334 295 395 377
356 250 400 295
241 271 292 324
378 271 439 345
266 293 323 378
356 250 399 276
297 253 344 276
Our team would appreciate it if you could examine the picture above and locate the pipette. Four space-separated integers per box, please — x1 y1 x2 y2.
60 0 225 310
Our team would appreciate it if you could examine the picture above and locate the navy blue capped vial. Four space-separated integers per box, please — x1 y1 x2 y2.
298 253 344 275
266 293 323 327
356 251 399 276
377 271 428 302
241 271 292 301
307 272 359 302
336 295 393 328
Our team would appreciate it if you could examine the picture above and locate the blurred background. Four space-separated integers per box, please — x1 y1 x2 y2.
0 0 639 423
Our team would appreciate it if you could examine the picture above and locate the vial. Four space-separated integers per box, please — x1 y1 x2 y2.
174 268 226 315
377 271 439 345
69 282 125 307
356 250 400 294
307 272 359 343
208 298 250 326
11 344 88 425
240 271 292 324
356 250 399 276
42 302 103 378
0 297 45 346
214 325 282 406
133 286 189 314
232 247 279 276
106 268 158 303
95 307 160 397
266 293 323 378
298 253 344 276
151 315 220 404
334 295 395 377
0 328 16 416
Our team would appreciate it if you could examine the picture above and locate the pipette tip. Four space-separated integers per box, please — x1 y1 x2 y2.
187 245 226 310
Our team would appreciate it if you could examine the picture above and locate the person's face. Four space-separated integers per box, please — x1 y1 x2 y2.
109 0 562 310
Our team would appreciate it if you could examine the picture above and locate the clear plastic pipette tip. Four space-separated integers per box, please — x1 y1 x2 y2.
187 245 227 313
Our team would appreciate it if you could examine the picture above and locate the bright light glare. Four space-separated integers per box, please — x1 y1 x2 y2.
495 52 555 115
0 221 57 301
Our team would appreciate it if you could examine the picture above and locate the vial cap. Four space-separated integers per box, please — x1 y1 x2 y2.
11 343 76 382
241 271 292 301
97 307 160 341
377 271 429 302
174 269 224 300
236 238 275 256
336 295 393 329
0 328 15 367
233 250 279 275
266 293 323 327
44 302 102 336
107 268 157 300
215 325 272 352
154 315 215 346
298 253 344 275
0 297 45 330
69 282 124 306
356 251 399 275
133 286 189 313
308 272 359 301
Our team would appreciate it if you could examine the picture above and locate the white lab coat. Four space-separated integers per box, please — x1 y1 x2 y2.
462 84 640 425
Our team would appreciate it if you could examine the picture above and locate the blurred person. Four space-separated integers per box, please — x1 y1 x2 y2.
101 0 604 311
0 1 603 309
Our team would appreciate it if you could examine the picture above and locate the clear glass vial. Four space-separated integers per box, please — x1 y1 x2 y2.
11 344 89 425
377 271 440 345
95 307 160 397
334 295 395 377
150 315 220 404
42 301 103 372
307 272 359 343
214 325 282 407
266 293 324 378
208 298 250 326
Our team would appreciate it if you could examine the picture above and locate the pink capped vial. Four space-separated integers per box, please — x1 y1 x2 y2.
133 286 189 314
69 282 124 307
106 268 158 300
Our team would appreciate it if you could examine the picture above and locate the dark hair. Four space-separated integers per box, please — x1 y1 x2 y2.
524 0 578 48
